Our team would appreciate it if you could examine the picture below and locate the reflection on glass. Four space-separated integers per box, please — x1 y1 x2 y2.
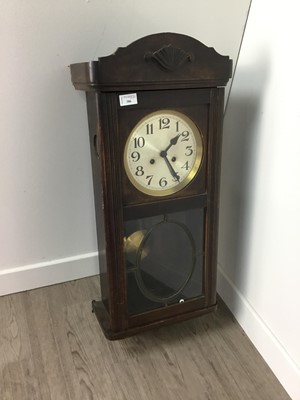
124 208 204 315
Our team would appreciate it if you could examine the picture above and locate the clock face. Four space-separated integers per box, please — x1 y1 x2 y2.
124 110 203 197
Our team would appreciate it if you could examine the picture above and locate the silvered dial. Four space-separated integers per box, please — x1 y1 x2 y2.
124 110 203 197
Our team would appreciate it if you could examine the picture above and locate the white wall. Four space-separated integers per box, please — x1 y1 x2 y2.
218 0 300 398
0 0 250 295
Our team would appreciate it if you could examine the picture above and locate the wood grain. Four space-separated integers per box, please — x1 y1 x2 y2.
0 277 290 400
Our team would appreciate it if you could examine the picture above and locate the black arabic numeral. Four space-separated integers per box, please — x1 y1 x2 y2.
159 177 168 187
131 151 140 162
135 166 144 176
159 118 170 130
134 137 145 148
181 161 189 170
181 131 190 141
146 175 154 185
146 123 153 135
185 146 193 156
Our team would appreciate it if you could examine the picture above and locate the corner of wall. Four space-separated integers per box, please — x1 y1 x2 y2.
217 263 300 400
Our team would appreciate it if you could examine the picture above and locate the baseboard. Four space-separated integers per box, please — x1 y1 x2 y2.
0 252 99 297
217 263 300 400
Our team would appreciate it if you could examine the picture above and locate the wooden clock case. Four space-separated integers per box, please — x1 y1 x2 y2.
70 33 232 339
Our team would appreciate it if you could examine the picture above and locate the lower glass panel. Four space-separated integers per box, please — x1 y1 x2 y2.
124 207 205 316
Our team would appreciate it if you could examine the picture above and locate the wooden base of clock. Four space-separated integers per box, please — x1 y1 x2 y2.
92 299 217 340
70 32 232 340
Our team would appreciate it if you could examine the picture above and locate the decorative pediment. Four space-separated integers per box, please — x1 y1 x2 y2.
71 33 232 91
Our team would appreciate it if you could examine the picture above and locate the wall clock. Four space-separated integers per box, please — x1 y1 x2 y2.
70 33 232 339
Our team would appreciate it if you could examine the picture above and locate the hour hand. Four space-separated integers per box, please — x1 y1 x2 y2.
162 133 181 154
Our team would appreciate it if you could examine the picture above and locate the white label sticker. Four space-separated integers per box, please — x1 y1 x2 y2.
119 93 138 107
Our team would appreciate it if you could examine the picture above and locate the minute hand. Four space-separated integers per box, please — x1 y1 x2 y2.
161 154 180 182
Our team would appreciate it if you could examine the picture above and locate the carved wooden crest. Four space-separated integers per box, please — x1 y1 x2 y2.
145 45 193 72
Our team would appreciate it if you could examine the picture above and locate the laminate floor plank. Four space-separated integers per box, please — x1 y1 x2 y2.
23 290 71 400
0 276 291 400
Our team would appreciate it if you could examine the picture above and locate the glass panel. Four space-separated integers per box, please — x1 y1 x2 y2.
124 208 204 316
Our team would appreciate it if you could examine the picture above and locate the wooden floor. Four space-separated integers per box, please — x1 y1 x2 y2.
0 276 290 400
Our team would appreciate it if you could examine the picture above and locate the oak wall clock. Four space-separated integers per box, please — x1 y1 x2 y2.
70 33 232 339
